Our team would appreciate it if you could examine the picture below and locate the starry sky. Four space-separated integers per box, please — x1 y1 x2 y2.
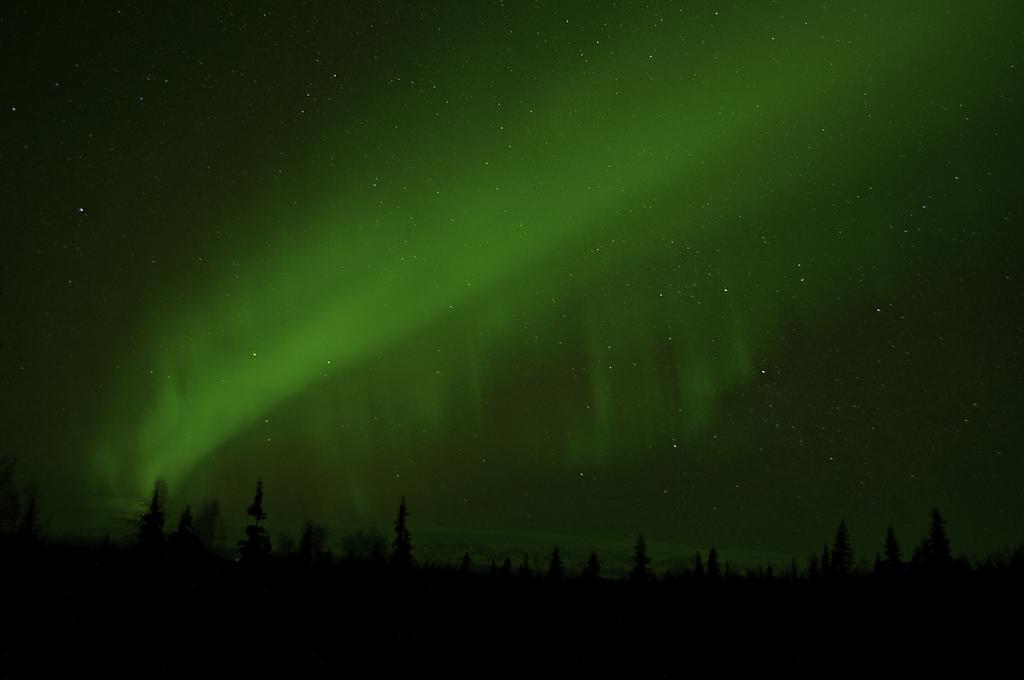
2 0 1022 559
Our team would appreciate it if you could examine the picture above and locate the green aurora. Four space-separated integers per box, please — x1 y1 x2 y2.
2 1 1022 558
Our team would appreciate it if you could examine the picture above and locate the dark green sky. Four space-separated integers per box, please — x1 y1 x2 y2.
2 0 1022 559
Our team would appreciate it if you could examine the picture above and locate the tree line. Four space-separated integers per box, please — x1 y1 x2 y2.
123 475 1024 582
3 460 1023 581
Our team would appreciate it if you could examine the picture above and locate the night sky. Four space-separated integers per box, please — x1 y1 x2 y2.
2 1 1022 560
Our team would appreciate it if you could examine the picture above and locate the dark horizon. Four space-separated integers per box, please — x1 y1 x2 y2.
3 465 1016 581
6 472 1013 577
7 503 1020 676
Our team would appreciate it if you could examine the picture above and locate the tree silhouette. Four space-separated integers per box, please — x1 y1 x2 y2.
247 480 267 522
693 551 705 578
169 504 203 558
832 520 853 576
581 551 601 580
137 480 166 557
546 547 563 581
630 533 652 582
390 496 413 570
883 525 903 574
914 508 952 573
706 547 720 580
821 543 831 577
175 504 195 534
461 552 472 574
238 479 271 563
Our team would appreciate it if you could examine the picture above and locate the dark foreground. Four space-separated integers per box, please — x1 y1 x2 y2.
2 542 1021 677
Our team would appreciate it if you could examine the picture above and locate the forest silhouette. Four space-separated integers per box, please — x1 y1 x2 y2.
1 463 1021 674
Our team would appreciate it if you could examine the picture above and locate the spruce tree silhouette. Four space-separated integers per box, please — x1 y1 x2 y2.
461 552 472 574
247 480 267 522
546 547 563 581
915 508 952 573
239 479 271 563
832 520 853 576
821 543 832 576
581 552 601 580
169 504 202 559
693 551 705 578
390 496 413 570
706 547 720 580
883 525 903 573
630 533 652 582
137 480 166 558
